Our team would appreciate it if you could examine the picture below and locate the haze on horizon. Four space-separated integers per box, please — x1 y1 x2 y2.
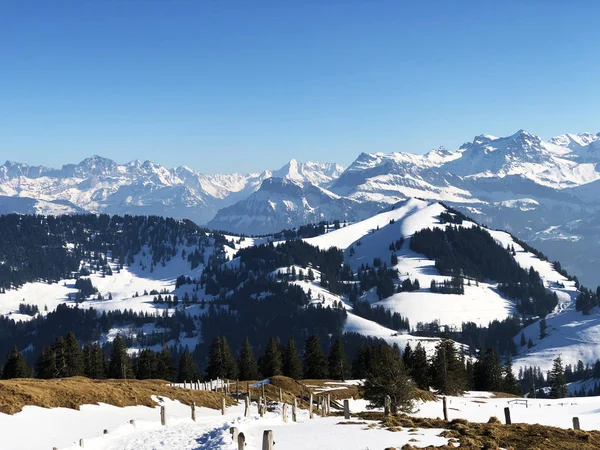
1 0 599 174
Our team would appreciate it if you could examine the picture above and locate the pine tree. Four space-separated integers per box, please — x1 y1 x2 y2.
402 343 413 369
352 344 374 379
36 346 57 379
431 339 465 396
84 344 106 379
238 338 260 381
502 353 521 395
206 336 238 380
363 344 414 413
539 317 547 339
135 349 158 379
303 335 327 379
328 337 349 381
63 332 84 377
520 332 526 347
283 337 303 380
177 348 199 382
409 342 429 390
156 346 174 381
473 347 503 391
3 346 32 379
261 338 283 377
548 355 567 399
107 334 134 379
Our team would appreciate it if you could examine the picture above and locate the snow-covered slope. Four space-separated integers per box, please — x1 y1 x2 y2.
208 177 383 234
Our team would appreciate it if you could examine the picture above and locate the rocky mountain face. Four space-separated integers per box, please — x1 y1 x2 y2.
2 130 600 285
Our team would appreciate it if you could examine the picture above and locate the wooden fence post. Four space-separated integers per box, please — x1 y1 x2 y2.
279 388 283 402
327 394 331 415
161 405 166 426
573 417 581 430
384 395 391 416
292 398 297 422
504 407 511 425
245 395 251 418
321 397 327 417
262 383 265 401
237 432 246 450
262 430 274 450
230 426 239 442
344 399 350 419
283 403 288 422
222 397 226 415
309 393 314 419
129 419 136 427
442 396 448 421
103 429 109 434
79 438 84 447
191 401 196 421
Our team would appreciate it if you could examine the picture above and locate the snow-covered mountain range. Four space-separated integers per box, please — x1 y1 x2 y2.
2 129 600 285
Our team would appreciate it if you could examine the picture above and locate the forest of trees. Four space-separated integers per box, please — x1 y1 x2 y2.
411 226 559 316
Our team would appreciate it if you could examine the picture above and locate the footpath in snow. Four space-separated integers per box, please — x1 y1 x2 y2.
4 389 600 450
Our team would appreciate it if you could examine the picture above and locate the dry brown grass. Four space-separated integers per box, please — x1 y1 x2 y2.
352 412 600 450
300 378 360 400
0 377 236 415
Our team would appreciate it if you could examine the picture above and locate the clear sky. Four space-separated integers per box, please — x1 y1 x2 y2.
1 0 599 174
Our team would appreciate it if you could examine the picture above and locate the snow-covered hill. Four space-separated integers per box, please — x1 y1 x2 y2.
3 130 600 286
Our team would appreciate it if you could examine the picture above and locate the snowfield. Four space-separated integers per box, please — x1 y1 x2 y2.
4 391 600 450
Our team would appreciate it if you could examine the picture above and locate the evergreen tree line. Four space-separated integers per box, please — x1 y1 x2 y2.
0 213 210 291
410 226 558 316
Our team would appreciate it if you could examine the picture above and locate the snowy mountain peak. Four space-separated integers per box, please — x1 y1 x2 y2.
272 159 344 186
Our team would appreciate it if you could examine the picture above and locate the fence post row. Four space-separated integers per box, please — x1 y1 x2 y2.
262 430 274 450
442 396 448 421
237 432 246 450
292 398 297 422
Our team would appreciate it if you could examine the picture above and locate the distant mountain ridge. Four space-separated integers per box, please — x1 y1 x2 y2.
2 129 600 285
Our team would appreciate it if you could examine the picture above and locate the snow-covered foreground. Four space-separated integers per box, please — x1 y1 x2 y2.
5 391 600 450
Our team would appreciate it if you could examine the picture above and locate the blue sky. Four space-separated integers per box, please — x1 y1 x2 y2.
1 0 599 174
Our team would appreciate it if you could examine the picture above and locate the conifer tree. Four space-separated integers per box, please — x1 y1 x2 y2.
238 338 260 381
431 339 465 396
177 348 199 382
473 347 503 391
363 344 414 413
36 346 57 379
352 344 375 379
539 317 547 339
502 353 521 395
328 337 349 381
3 346 32 379
155 346 174 381
283 337 303 380
261 337 283 377
83 344 106 379
402 343 413 368
303 335 327 379
135 349 158 379
206 336 237 380
409 342 429 390
63 332 84 377
107 334 134 379
548 355 567 399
